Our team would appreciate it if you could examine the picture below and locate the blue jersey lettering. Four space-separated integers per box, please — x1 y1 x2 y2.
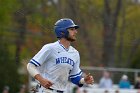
56 57 75 66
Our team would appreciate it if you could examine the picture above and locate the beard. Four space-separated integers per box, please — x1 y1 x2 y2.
66 36 76 42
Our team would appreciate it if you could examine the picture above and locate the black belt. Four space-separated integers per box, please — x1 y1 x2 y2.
48 88 64 93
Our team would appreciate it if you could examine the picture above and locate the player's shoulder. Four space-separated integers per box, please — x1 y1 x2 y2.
69 46 79 54
42 41 58 49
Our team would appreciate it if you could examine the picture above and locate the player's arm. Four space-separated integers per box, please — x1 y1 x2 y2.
69 71 94 86
69 58 84 86
27 45 53 88
27 63 53 88
69 52 94 86
69 71 83 87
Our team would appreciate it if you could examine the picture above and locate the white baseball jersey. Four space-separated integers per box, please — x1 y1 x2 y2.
30 40 82 91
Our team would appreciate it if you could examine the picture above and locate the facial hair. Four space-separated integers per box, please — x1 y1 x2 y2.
66 36 76 42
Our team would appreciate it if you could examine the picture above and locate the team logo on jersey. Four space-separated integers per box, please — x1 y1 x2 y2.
56 57 75 66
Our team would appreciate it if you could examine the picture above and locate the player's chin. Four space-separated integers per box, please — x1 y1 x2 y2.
71 37 76 41
67 37 76 42
73 36 77 40
70 39 76 42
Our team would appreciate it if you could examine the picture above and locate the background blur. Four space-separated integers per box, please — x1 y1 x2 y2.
0 0 140 92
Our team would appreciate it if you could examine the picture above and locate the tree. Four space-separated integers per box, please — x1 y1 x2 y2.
102 0 122 67
0 41 20 92
14 0 28 64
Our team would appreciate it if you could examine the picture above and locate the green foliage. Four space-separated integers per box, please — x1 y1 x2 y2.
0 42 20 92
131 46 140 68
116 1 140 67
0 0 140 91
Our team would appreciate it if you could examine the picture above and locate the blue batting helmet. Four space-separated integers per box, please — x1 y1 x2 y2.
54 18 79 38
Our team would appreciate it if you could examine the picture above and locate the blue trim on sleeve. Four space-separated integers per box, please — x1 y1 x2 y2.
69 71 82 78
31 59 41 66
70 76 83 87
30 60 39 66
29 61 37 67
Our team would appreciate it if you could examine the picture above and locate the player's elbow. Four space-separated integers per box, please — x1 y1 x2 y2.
27 63 40 77
27 63 32 75
27 63 31 72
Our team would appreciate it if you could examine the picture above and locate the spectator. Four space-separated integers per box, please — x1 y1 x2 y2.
135 77 140 89
99 71 113 88
83 89 88 93
119 74 131 89
104 90 109 93
2 86 10 93
72 86 80 93
18 84 26 93
137 89 140 93
115 90 120 93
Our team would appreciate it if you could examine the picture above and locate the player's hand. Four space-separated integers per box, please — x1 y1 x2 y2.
40 78 53 89
84 73 94 85
34 74 53 89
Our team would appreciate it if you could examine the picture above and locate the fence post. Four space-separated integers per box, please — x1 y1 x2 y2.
134 71 138 82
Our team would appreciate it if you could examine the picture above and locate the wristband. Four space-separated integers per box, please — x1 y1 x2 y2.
80 78 86 84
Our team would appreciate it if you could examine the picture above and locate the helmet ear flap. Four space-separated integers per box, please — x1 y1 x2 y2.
64 30 69 38
59 28 66 38
60 31 65 37
60 28 69 38
55 27 67 38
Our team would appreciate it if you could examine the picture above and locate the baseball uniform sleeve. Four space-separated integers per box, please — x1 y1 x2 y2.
69 61 82 79
29 44 51 67
69 53 83 87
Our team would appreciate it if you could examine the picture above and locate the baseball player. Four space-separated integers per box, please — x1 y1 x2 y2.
27 18 94 93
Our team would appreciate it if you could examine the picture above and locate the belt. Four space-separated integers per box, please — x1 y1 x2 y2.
48 88 64 93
